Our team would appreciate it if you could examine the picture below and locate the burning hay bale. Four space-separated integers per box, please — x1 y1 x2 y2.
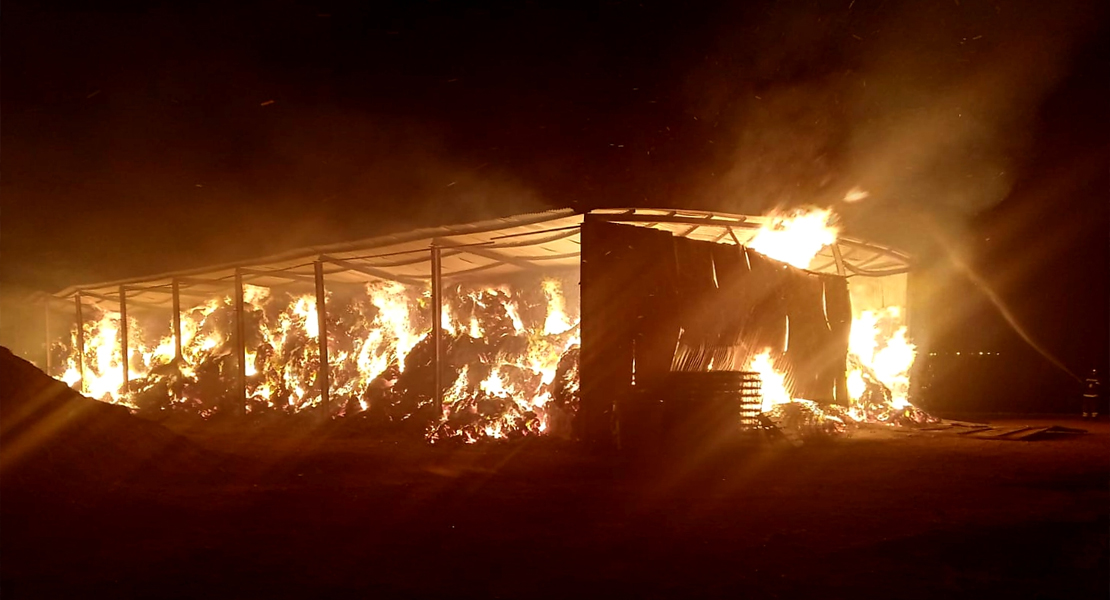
351 278 583 443
422 326 581 443
48 275 582 443
763 400 847 443
545 346 580 439
842 356 939 427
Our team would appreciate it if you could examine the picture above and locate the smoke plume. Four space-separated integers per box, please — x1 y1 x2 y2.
685 0 1106 252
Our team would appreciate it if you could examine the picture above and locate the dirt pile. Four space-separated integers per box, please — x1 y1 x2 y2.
0 347 224 491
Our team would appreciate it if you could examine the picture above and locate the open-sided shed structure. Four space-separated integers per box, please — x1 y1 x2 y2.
44 208 912 443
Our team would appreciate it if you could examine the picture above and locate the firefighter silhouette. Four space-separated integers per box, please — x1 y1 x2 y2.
1082 369 1101 419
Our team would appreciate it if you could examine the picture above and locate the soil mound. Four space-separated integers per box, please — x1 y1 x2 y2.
0 347 223 491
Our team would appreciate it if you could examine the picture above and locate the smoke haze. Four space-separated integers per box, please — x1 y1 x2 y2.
684 0 1105 252
2 0 1105 285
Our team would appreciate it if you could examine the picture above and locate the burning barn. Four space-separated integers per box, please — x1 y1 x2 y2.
41 208 919 446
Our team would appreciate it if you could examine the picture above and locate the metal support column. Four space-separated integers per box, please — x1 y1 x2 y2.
44 297 52 373
831 243 847 277
314 260 330 407
171 278 183 362
170 278 184 401
119 285 129 395
74 293 85 392
430 245 443 416
830 243 850 406
234 268 247 413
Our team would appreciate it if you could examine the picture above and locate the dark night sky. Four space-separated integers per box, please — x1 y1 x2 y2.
3 1 1108 381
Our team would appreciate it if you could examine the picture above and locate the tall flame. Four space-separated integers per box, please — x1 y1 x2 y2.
542 279 573 335
748 305 919 424
747 350 792 412
847 306 917 416
748 207 839 269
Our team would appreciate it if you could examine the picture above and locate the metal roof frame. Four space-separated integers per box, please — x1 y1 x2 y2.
51 208 912 312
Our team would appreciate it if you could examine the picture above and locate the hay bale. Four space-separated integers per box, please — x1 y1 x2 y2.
0 346 222 491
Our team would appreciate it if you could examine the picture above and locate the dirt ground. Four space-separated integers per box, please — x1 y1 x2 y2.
2 414 1107 599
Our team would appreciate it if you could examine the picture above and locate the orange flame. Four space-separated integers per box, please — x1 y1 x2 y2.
55 276 580 442
847 306 917 418
748 207 839 269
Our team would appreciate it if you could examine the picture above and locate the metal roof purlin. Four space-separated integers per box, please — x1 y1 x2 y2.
52 208 911 301
54 208 576 298
460 246 543 271
240 269 318 284
319 255 425 285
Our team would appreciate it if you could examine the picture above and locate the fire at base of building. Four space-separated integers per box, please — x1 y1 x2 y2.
40 208 928 445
